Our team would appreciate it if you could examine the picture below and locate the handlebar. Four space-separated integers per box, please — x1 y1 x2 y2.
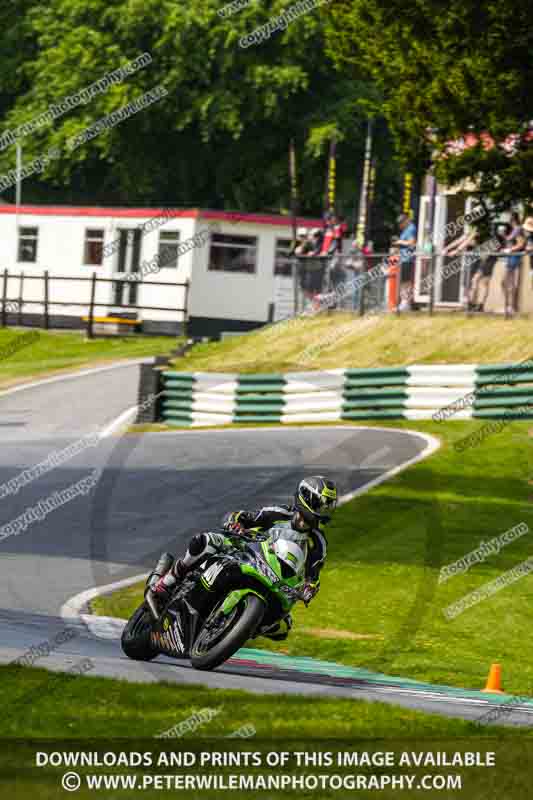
214 526 270 543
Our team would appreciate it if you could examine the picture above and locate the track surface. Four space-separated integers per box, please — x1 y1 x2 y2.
1 361 532 727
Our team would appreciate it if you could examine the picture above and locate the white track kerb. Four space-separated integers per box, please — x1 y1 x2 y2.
61 426 441 637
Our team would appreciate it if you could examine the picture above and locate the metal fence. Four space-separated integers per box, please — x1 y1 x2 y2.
293 249 523 317
0 269 189 338
293 252 404 316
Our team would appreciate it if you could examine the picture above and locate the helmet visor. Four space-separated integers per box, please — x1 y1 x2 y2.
297 479 338 521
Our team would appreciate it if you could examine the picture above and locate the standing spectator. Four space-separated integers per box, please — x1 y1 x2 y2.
308 227 324 256
502 212 526 315
323 208 335 227
320 216 336 255
473 225 505 313
299 229 326 305
391 213 417 310
444 226 480 310
291 227 307 256
320 214 347 256
361 239 374 261
332 215 348 253
327 252 346 308
294 228 314 256
295 229 319 307
345 239 365 311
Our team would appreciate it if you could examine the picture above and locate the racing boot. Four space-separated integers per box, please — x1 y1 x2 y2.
254 614 292 642
147 553 187 608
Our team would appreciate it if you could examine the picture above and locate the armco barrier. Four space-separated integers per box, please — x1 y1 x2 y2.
159 361 533 427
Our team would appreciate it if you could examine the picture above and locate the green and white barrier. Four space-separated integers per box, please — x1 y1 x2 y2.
160 361 533 427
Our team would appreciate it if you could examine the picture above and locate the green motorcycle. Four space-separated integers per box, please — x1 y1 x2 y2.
121 524 309 671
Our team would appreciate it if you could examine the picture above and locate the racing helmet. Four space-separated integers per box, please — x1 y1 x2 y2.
295 475 338 526
271 538 307 579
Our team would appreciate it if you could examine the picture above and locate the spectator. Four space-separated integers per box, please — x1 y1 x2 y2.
295 229 314 256
323 208 335 227
444 226 480 310
315 214 349 309
345 239 365 311
327 253 346 309
291 227 308 256
391 213 417 310
502 212 526 315
361 239 374 262
298 229 326 304
320 217 336 255
475 224 505 312
332 215 348 254
305 227 323 256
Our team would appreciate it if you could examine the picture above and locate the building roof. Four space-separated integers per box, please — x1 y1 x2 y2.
0 204 323 228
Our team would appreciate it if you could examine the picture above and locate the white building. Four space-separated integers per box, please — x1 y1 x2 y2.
0 204 321 337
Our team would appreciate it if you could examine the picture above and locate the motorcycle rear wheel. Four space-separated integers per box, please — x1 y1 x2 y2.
121 603 158 661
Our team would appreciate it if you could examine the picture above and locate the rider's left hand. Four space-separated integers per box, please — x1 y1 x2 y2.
302 582 319 606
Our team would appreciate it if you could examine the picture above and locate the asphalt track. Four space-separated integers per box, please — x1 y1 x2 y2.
1 360 533 728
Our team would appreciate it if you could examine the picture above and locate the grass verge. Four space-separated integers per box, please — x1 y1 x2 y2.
0 328 182 388
94 419 533 696
0 663 519 738
2 664 531 798
170 313 533 373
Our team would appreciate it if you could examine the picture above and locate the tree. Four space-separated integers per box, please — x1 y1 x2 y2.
324 0 533 215
0 0 398 220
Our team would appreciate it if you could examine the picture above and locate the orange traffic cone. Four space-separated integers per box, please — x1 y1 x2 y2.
482 663 503 693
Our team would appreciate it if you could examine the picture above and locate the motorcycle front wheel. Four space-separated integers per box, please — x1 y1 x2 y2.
191 594 265 671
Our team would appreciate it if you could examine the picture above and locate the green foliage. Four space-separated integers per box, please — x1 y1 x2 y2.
0 0 401 222
324 0 533 212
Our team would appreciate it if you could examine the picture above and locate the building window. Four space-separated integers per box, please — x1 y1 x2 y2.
83 229 104 265
274 238 293 276
208 234 257 274
158 230 180 269
17 227 38 263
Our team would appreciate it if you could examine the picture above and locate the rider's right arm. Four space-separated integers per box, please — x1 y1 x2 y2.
223 506 292 534
248 506 292 531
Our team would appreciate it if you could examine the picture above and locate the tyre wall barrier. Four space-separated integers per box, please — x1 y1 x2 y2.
159 360 533 426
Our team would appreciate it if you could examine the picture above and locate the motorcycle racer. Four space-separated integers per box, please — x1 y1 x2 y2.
147 476 338 639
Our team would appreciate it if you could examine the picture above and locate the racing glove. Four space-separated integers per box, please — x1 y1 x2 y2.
302 581 320 607
222 510 255 534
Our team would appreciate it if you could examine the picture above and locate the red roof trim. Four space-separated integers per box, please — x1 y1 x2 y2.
0 204 322 227
0 205 199 219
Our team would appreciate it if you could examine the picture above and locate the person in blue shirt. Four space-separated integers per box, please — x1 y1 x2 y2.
391 213 417 309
